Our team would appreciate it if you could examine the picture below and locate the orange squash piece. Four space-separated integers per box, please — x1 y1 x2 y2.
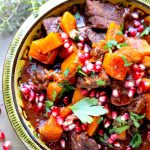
72 88 85 104
142 56 150 67
143 93 150 120
87 116 100 136
60 106 72 118
28 40 58 64
118 131 126 140
47 82 62 101
39 115 63 142
61 52 78 78
105 22 124 43
103 53 129 80
60 11 76 35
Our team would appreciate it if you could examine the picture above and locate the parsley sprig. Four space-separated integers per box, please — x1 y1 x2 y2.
77 66 87 77
70 97 108 124
96 80 106 86
129 133 142 148
140 26 150 37
45 100 53 113
121 55 133 67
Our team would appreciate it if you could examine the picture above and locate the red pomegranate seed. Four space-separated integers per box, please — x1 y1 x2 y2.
147 131 150 142
81 124 88 131
99 91 106 96
114 141 121 148
84 44 91 52
38 93 45 102
52 107 60 117
139 64 145 70
124 81 135 88
99 96 107 103
110 134 119 141
3 141 12 150
68 45 74 52
96 60 102 66
138 25 144 32
94 64 101 72
111 111 117 120
28 90 35 101
138 80 150 94
35 94 39 103
68 124 75 130
86 63 94 71
81 89 88 96
0 131 5 141
98 144 102 149
129 30 137 37
63 96 69 105
82 66 90 74
63 125 69 131
133 71 144 80
79 55 87 63
132 12 139 19
106 138 114 144
61 32 68 41
75 126 82 133
60 139 66 148
126 146 132 150
104 120 111 128
64 42 70 49
128 87 136 98
135 78 142 87
77 42 84 49
79 35 85 42
112 89 119 98
37 102 43 110
98 129 104 136
20 86 30 95
56 116 64 126
134 20 141 28
96 92 100 98
75 121 80 127
90 91 95 98
47 110 51 117
121 113 130 121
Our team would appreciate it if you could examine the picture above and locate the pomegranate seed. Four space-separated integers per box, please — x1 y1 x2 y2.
133 64 142 72
75 126 82 133
138 25 144 32
28 90 35 101
106 138 114 144
133 71 144 80
112 89 119 98
110 134 119 141
82 66 90 74
86 63 94 71
114 141 121 148
20 86 30 95
126 146 132 150
69 29 79 39
96 60 102 66
98 129 104 136
147 131 150 142
104 120 111 128
77 42 84 49
94 64 101 72
52 107 60 117
98 96 107 103
61 32 68 41
96 92 100 98
35 94 39 103
135 78 142 87
128 87 136 98
90 91 95 98
68 45 74 52
138 80 150 94
111 111 117 120
129 30 137 37
99 91 106 96
121 113 130 121
56 116 64 126
47 111 51 117
132 12 139 19
134 20 141 28
63 125 69 131
60 139 66 148
81 124 88 131
139 64 145 70
79 35 84 42
81 89 88 96
38 93 45 102
68 124 75 130
75 121 80 127
3 141 12 150
84 44 91 52
37 102 43 110
0 131 5 141
63 96 69 105
98 144 102 149
64 42 70 48
79 55 87 63
124 81 135 88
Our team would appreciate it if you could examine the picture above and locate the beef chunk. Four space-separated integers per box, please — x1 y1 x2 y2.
85 0 124 29
128 95 145 114
71 132 98 150
43 17 61 34
76 69 110 89
79 27 105 43
111 80 133 106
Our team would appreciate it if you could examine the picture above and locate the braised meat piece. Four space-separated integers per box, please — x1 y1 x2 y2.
76 69 110 89
85 0 124 29
111 80 133 106
43 17 61 34
128 95 145 114
71 132 98 150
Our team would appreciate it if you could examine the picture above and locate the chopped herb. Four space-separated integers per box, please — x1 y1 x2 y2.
63 68 70 77
52 90 57 101
74 12 81 20
45 100 53 113
96 80 106 86
116 31 123 35
29 56 32 62
140 26 150 37
109 125 130 134
104 40 118 53
74 35 80 42
120 24 124 32
91 71 96 77
70 97 108 124
121 55 132 67
77 66 87 77
129 133 142 148
117 43 128 49
98 116 104 124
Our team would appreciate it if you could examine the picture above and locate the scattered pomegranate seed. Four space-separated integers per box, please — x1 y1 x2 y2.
3 141 12 150
113 141 121 148
68 45 74 52
35 94 39 103
64 42 70 49
90 91 95 98
110 134 119 141
147 131 150 142
132 12 139 19
128 87 136 98
138 80 150 94
129 30 137 37
133 20 141 28
104 120 111 128
84 44 91 52
77 42 84 49
135 78 142 87
28 90 35 102
81 89 88 96
133 64 142 72
75 121 80 127
63 125 69 131
0 131 5 141
75 126 82 133
56 116 64 126
124 81 135 88
106 138 114 144
94 64 101 72
86 63 94 71
137 25 144 32
133 71 144 80
139 64 145 70
99 96 107 103
126 146 132 150
99 91 106 96
84 52 91 60
79 35 85 42
81 124 88 131
38 93 45 102
60 32 68 41
98 144 102 149
121 113 130 121
111 111 117 120
98 129 104 136
20 86 30 96
68 124 76 130
37 102 43 110
52 107 60 117
112 89 119 98
63 96 69 105
60 139 66 148
96 60 102 66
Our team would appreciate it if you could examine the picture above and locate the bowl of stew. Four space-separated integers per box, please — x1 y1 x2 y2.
3 0 150 149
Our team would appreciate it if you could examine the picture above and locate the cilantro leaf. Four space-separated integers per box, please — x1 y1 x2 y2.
70 97 108 124
77 66 87 77
140 26 150 37
117 43 128 49
96 80 106 86
52 90 57 101
104 40 118 53
63 68 70 77
74 12 81 20
129 133 142 148
116 31 123 35
109 125 130 134
45 100 53 113
121 55 132 67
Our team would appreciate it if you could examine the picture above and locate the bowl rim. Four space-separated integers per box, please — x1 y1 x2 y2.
2 0 150 150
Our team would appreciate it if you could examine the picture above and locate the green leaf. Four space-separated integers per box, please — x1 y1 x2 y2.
52 90 57 101
97 116 104 124
29 56 32 62
116 31 123 35
129 133 142 148
109 125 130 134
70 97 108 124
121 55 132 67
96 80 106 86
63 68 70 77
74 12 81 20
104 40 118 53
120 24 124 32
45 100 53 113
74 35 80 42
77 66 87 77
140 26 150 37
117 43 128 49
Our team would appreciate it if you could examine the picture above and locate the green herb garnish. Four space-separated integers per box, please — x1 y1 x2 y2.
74 12 81 20
140 26 150 37
63 68 70 77
96 80 106 86
70 97 108 124
129 133 142 148
77 66 87 77
121 55 132 67
74 35 80 42
109 125 130 134
52 90 57 101
116 31 123 35
29 56 32 62
117 43 128 49
45 100 53 113
104 40 118 53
